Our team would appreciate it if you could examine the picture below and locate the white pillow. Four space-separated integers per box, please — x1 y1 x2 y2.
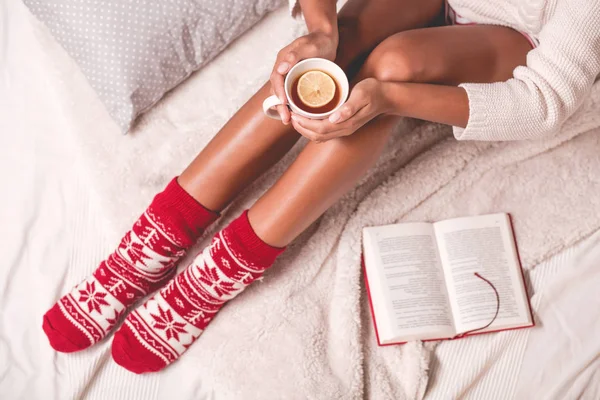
24 0 286 133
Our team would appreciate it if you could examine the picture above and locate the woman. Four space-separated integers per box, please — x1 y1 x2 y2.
42 0 600 373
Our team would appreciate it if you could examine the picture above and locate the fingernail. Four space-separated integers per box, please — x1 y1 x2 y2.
291 115 298 121
277 62 289 74
329 113 340 123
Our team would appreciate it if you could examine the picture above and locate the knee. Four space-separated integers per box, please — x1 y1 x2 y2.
361 35 428 83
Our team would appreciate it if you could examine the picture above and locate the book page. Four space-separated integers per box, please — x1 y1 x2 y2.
434 214 532 334
363 223 455 343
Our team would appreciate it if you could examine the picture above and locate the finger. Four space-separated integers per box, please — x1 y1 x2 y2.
291 114 337 135
291 121 318 141
292 116 350 142
291 113 359 136
270 49 291 104
270 69 287 105
276 61 290 74
271 43 310 103
331 105 372 134
298 105 373 137
267 82 289 123
273 50 297 87
329 106 373 136
281 50 298 70
291 119 324 142
276 104 291 124
291 115 351 142
329 103 359 124
329 90 368 124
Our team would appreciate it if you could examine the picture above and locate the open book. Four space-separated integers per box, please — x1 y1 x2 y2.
362 213 534 345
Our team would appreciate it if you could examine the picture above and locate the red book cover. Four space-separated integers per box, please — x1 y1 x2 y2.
362 213 535 346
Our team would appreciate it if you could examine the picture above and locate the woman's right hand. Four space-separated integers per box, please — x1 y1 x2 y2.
270 31 339 124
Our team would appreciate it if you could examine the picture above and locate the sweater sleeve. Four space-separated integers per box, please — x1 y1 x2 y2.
454 0 600 141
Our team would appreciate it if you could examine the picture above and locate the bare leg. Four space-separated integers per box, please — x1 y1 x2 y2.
250 24 533 247
178 0 444 211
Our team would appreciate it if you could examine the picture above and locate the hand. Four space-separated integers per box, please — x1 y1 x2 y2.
291 78 391 142
270 31 338 124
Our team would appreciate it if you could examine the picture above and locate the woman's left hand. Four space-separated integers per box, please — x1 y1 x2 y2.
290 78 390 142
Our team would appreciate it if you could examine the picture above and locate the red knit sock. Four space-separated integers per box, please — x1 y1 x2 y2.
42 178 219 353
111 210 284 373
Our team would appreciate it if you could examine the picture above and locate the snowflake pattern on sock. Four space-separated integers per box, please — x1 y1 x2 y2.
43 178 218 353
112 210 284 373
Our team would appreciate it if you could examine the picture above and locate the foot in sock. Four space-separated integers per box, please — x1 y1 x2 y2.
42 178 219 353
111 210 284 373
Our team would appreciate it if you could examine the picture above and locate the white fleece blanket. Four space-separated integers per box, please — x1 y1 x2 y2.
6 0 600 398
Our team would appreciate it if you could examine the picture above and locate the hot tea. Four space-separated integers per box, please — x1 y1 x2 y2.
291 70 341 114
262 58 349 120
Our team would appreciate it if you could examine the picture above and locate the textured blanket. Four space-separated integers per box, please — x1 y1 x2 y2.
32 3 600 399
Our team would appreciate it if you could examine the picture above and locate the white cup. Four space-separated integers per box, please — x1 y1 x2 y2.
262 58 349 120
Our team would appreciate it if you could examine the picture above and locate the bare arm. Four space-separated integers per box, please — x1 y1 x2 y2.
382 82 469 128
270 0 339 123
291 79 470 142
299 0 338 36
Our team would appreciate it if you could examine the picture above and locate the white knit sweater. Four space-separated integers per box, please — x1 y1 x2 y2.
289 0 600 141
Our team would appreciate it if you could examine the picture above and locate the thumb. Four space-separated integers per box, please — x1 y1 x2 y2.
329 83 370 123
329 102 358 124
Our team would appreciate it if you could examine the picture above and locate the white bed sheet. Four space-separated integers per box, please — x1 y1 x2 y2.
1 0 599 398
427 233 600 399
0 0 169 398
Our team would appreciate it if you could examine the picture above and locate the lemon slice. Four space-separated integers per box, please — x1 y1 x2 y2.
297 70 336 108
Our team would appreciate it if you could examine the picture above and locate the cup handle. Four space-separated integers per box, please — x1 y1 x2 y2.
262 95 284 120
